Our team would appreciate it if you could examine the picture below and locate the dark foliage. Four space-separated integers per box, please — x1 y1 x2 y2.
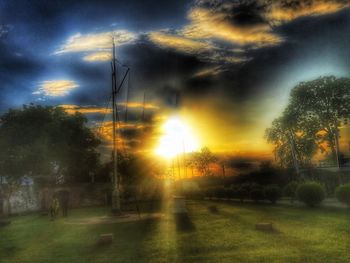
297 182 325 207
250 184 265 202
264 185 282 204
283 181 299 203
335 184 350 207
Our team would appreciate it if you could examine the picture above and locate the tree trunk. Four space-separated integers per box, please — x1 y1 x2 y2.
6 196 11 217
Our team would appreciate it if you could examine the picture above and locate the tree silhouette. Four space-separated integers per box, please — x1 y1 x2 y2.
193 147 217 176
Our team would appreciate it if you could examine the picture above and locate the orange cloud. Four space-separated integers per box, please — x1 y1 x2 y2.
58 104 112 114
120 102 159 110
95 120 146 150
267 1 350 23
59 102 159 115
149 31 213 54
182 7 282 47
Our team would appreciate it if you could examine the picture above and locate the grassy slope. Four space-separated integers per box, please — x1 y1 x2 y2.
1 201 349 263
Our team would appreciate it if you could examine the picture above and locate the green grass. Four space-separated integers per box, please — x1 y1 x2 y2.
1 201 349 263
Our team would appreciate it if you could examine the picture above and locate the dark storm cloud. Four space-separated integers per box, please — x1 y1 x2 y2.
0 0 350 115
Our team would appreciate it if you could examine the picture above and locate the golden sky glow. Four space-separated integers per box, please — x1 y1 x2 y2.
35 80 79 96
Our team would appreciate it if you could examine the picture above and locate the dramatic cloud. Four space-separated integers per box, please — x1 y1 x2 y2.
153 0 350 56
182 7 282 47
34 80 79 96
1 0 350 156
54 30 137 54
148 31 251 64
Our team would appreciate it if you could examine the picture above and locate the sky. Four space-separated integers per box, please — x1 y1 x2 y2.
1 0 350 158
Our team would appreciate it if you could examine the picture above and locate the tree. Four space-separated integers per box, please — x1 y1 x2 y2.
193 147 217 176
185 152 197 177
266 76 350 168
0 105 101 213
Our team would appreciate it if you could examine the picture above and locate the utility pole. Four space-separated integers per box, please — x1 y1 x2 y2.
182 141 187 178
111 39 121 215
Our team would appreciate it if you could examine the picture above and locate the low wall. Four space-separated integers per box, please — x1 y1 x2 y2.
1 183 111 215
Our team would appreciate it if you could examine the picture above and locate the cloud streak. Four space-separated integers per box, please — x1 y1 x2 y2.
83 52 112 62
34 80 79 97
267 0 350 24
149 31 213 54
149 0 350 64
54 30 136 55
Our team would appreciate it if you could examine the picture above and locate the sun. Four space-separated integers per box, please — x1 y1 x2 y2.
155 116 200 159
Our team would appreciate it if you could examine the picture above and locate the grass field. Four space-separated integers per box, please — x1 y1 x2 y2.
1 200 349 263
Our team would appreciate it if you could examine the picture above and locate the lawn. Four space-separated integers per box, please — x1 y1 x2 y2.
1 200 349 263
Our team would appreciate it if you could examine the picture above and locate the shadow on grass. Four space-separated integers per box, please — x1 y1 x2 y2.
175 213 196 232
207 205 219 214
84 201 166 262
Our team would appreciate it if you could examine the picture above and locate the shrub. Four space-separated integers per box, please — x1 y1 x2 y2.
335 184 350 207
283 181 299 203
264 185 282 204
297 182 325 207
250 184 264 202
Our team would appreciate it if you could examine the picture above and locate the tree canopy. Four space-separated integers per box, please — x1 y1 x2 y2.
266 76 350 168
0 104 101 186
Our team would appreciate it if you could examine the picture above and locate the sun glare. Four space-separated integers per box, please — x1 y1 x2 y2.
155 116 200 159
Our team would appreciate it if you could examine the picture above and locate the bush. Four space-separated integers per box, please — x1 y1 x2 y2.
250 184 264 202
264 185 282 204
335 184 350 207
283 181 299 203
297 182 325 207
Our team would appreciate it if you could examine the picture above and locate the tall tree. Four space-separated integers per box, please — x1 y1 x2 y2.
266 76 350 168
0 104 101 213
193 147 217 176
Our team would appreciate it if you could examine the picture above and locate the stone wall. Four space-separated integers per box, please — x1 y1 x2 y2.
1 183 111 216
